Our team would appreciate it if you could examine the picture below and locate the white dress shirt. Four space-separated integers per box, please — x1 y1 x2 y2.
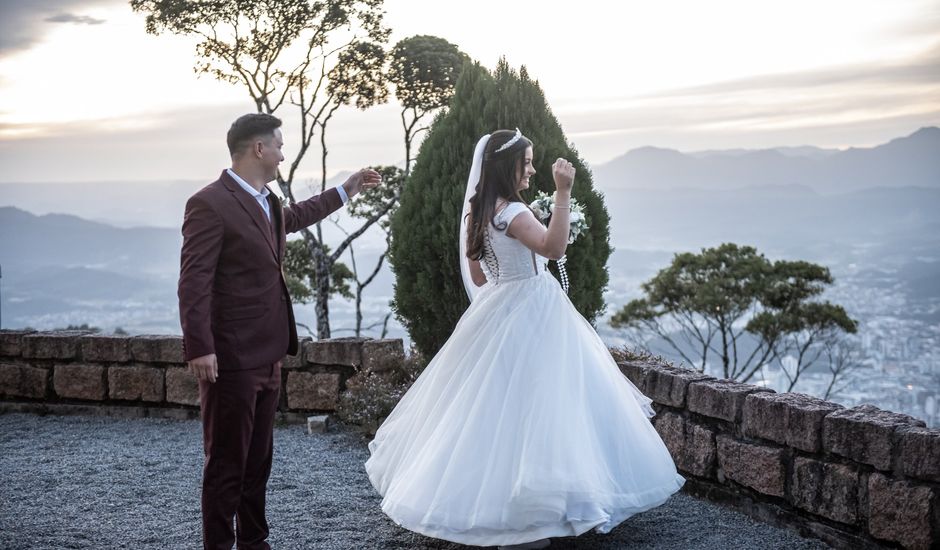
227 168 272 221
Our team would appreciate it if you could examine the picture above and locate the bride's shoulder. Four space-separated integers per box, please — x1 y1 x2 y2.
494 201 530 225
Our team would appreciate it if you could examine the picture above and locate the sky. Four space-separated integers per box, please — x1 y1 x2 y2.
0 0 938 183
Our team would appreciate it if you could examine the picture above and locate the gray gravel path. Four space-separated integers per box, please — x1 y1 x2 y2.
0 413 829 549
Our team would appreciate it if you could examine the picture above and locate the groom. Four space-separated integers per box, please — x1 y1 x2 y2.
178 113 381 550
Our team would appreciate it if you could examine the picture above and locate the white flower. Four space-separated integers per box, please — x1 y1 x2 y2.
527 191 589 245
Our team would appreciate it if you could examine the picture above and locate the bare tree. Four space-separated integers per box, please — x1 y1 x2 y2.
131 0 394 338
772 302 858 391
822 337 863 399
333 165 404 336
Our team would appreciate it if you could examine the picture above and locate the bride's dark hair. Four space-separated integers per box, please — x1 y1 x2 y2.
465 129 533 261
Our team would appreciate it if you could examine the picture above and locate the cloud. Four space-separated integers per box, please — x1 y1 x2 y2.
634 42 940 100
555 42 940 159
0 0 119 57
882 1 940 40
0 102 406 184
44 13 106 25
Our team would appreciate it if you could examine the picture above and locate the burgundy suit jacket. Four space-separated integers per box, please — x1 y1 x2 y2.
178 170 343 370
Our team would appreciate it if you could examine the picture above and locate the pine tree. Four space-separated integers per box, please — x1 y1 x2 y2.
390 60 612 356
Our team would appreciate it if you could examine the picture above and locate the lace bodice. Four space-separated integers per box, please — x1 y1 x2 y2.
479 202 548 285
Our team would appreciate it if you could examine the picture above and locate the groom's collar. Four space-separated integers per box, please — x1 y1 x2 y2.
226 168 270 199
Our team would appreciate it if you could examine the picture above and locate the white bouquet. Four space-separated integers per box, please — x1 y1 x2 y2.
528 192 589 294
528 192 588 244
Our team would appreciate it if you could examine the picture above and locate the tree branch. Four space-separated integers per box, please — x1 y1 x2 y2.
330 192 399 262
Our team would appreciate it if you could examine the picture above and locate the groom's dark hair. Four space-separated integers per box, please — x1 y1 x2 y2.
227 113 282 157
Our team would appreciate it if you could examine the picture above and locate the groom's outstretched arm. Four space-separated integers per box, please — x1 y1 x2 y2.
178 194 223 362
283 187 344 234
283 168 383 233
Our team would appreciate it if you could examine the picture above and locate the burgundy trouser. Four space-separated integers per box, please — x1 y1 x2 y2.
198 361 281 550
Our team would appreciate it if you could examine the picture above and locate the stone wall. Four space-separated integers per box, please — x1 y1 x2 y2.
619 359 940 550
0 330 403 423
3 329 937 548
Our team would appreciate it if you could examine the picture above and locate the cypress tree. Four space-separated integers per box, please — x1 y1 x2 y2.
390 59 612 356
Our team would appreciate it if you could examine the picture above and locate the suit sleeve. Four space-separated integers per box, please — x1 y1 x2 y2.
283 187 344 234
178 194 223 361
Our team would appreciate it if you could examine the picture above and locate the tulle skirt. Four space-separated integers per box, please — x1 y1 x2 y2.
365 271 685 546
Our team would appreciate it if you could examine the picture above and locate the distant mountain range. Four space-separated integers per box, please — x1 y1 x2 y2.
593 127 940 193
0 206 181 275
0 207 182 332
0 172 353 229
1 126 937 335
0 205 388 335
600 185 940 268
2 129 937 231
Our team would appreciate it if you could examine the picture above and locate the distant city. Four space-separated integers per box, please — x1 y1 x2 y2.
804 264 939 427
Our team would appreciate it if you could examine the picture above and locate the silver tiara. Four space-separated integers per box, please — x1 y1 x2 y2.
494 128 523 153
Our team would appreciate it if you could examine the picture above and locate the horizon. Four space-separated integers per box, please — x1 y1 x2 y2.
0 124 936 187
0 0 938 183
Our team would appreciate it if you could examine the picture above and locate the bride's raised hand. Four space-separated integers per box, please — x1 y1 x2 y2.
552 158 575 193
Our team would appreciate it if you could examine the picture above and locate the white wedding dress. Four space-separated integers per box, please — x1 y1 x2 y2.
365 202 686 547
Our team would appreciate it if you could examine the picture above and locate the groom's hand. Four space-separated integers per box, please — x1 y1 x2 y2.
189 353 218 383
341 168 382 199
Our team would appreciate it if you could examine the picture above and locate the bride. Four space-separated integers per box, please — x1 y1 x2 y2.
365 128 685 549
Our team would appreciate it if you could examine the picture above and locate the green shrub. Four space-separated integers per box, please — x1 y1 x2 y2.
390 59 612 357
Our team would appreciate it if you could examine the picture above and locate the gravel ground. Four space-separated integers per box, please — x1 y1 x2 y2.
0 413 829 549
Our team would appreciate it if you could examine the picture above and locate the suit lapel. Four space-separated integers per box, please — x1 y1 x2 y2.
221 171 278 261
267 188 286 263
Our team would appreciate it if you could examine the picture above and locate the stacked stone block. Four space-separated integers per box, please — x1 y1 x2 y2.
0 330 404 420
619 359 939 550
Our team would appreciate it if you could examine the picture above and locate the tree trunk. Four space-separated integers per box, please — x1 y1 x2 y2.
354 288 363 337
401 107 412 177
405 137 412 177
719 318 730 378
311 111 341 339
380 311 392 338
312 246 331 339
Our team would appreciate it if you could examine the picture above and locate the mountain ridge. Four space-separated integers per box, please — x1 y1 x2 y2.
594 126 940 193
0 206 181 275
